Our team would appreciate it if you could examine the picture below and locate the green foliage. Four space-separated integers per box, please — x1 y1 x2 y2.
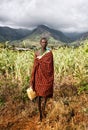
54 43 88 83
0 96 5 106
78 81 88 94
0 48 34 86
0 42 88 94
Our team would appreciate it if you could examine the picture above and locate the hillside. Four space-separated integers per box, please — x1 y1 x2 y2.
26 25 71 43
79 32 88 41
11 25 72 48
0 26 31 42
64 32 83 41
1 25 88 48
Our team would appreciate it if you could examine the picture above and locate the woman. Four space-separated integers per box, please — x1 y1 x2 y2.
30 37 54 121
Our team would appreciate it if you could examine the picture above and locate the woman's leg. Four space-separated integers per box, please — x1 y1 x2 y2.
43 97 47 111
38 96 42 121
42 97 48 117
38 96 48 121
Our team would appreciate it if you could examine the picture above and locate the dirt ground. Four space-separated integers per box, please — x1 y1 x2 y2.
0 77 88 130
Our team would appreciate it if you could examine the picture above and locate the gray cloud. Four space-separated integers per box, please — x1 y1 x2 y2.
0 0 88 32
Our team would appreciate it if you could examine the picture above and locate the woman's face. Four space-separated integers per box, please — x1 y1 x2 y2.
40 39 47 49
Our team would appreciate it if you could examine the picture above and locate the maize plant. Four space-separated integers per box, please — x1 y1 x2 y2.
0 42 88 87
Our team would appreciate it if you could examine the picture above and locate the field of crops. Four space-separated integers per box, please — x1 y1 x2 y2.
0 43 88 88
0 42 88 130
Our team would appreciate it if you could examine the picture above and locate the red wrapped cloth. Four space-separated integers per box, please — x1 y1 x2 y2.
30 50 54 97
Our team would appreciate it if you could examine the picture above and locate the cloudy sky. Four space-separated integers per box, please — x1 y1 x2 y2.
0 0 88 32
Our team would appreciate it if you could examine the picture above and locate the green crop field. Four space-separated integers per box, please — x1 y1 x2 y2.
0 42 88 88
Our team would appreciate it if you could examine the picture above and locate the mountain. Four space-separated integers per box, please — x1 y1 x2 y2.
78 32 88 41
1 25 88 48
64 32 83 41
65 31 88 42
26 25 72 43
67 31 88 47
0 25 72 44
0 26 31 42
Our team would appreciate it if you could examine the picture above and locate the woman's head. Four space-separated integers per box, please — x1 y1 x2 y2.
40 37 48 49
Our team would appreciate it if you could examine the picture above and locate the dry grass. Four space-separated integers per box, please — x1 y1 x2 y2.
0 76 88 130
